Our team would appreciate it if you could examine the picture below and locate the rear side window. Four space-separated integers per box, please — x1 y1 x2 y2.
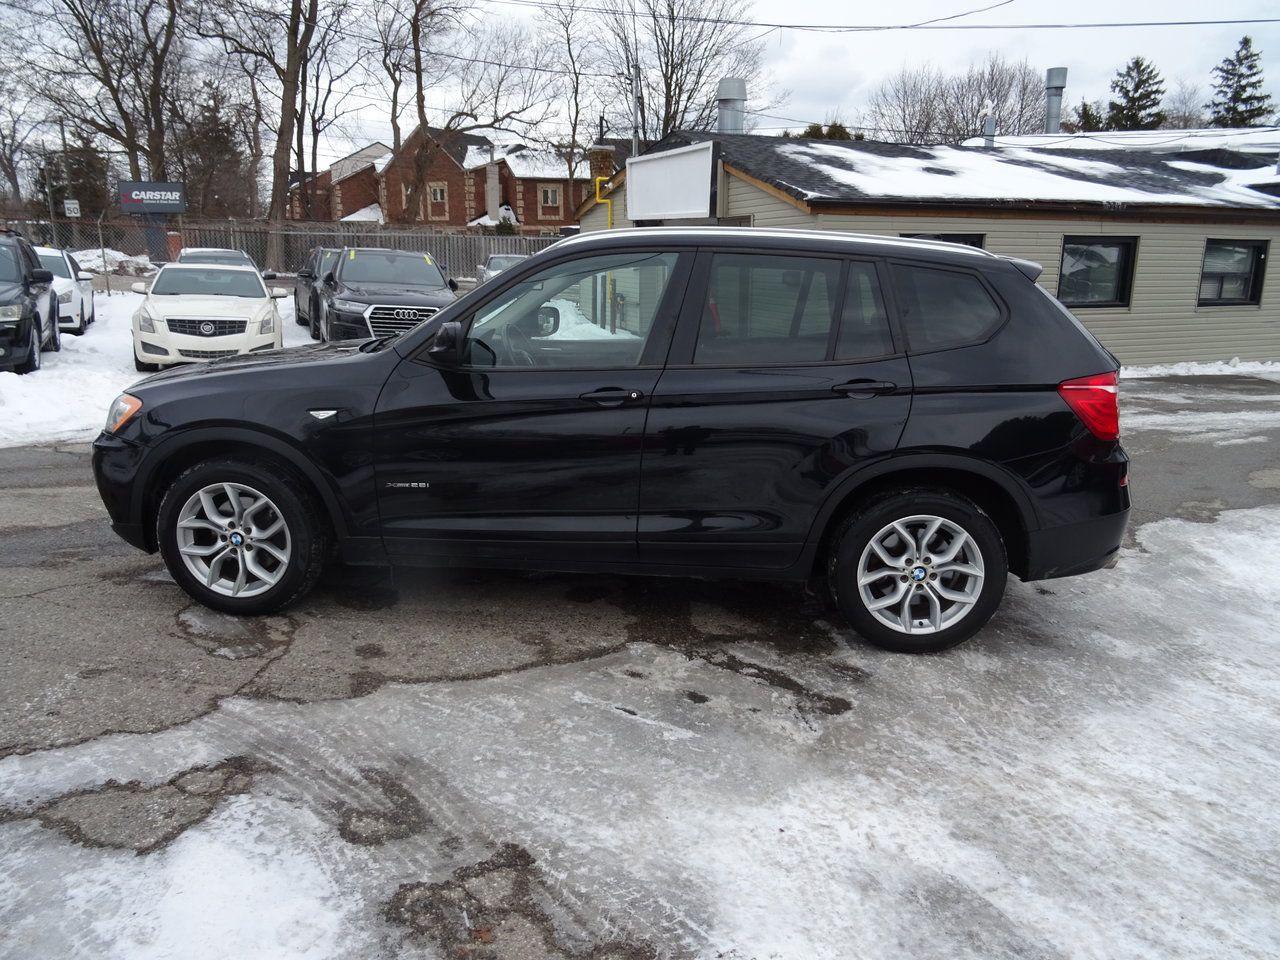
694 253 840 365
891 263 1002 352
835 262 894 360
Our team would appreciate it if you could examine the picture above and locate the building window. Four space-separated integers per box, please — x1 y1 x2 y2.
540 185 560 207
1058 236 1138 308
1199 239 1267 306
429 183 447 204
900 233 985 248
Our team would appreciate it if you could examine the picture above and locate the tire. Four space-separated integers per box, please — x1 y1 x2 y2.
134 355 159 372
44 311 61 352
69 303 87 336
827 487 1008 653
15 322 41 373
295 294 308 326
309 296 320 340
156 456 329 615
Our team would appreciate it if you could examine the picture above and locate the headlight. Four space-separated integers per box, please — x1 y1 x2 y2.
136 306 157 333
58 290 72 304
331 298 365 315
104 393 143 434
259 310 275 335
0 303 21 320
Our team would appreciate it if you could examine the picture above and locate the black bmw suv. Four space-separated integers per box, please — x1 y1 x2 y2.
93 228 1129 652
0 231 59 373
312 246 458 342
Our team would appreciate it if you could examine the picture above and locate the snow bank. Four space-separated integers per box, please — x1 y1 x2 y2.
1122 358 1280 379
73 248 156 276
339 203 382 223
543 297 639 340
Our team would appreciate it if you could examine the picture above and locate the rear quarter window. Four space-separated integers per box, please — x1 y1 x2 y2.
891 262 1003 353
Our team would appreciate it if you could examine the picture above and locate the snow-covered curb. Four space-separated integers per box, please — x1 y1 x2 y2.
1122 358 1280 379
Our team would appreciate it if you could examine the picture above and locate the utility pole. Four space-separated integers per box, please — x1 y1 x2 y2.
629 60 641 158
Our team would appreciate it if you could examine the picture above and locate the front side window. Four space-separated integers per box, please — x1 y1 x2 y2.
463 251 679 369
1058 236 1138 307
1199 239 1267 306
150 267 266 298
38 253 71 279
892 263 1002 352
341 250 444 287
0 245 20 283
694 254 841 365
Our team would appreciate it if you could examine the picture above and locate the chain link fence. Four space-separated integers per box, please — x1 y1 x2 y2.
0 218 563 277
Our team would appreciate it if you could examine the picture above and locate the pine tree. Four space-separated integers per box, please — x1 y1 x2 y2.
1106 57 1167 130
1062 99 1107 133
1206 36 1274 127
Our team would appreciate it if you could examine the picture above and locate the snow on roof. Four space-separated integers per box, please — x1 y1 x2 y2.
340 203 383 223
463 143 577 180
371 152 394 174
330 142 392 182
468 204 518 227
654 132 1280 211
959 127 1280 154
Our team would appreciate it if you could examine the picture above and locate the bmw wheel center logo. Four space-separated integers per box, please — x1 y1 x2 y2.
229 532 244 546
911 566 928 581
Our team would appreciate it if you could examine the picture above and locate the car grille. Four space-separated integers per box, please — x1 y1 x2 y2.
367 305 437 336
178 348 241 360
166 317 248 337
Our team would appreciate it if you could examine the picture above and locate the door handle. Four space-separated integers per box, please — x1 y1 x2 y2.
832 379 897 397
579 387 644 407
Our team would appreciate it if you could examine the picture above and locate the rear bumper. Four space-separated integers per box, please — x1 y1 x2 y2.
1024 508 1129 580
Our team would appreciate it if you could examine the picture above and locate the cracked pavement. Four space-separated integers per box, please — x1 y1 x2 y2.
1 375 1279 959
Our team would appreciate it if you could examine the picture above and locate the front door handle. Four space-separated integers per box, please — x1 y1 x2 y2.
579 387 644 407
832 379 897 398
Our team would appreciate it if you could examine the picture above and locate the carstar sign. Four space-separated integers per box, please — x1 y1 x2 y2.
118 181 187 214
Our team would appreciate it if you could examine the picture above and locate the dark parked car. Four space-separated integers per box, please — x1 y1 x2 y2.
312 246 458 342
93 228 1129 652
295 246 338 338
0 231 59 373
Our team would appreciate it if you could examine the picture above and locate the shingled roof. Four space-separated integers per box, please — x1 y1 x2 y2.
653 131 1280 213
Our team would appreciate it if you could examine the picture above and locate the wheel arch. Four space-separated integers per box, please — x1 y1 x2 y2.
804 453 1040 580
133 426 349 551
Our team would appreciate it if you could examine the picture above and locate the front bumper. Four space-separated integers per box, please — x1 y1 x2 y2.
134 326 281 365
0 318 33 368
93 432 154 552
327 311 370 340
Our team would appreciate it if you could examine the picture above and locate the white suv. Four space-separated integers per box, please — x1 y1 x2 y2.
131 264 287 372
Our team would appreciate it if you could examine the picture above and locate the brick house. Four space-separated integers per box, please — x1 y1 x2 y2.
287 142 391 221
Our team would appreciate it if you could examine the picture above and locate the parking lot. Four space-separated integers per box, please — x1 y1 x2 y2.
2 373 1279 959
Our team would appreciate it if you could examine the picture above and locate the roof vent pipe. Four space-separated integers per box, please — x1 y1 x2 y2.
716 78 747 134
1044 67 1068 134
980 100 996 148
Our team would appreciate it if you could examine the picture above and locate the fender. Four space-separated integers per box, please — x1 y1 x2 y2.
130 425 352 539
796 450 1044 564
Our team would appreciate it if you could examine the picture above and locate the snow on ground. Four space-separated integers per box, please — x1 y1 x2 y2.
73 248 155 276
0 291 312 448
2 504 1279 957
543 297 640 340
1123 357 1280 380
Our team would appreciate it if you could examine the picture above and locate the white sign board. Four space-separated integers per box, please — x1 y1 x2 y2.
625 141 717 221
63 199 81 218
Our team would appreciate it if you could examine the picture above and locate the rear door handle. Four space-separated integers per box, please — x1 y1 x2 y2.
833 379 897 398
579 387 644 407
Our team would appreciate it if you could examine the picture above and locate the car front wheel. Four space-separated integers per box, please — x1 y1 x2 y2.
15 322 41 373
44 311 61 352
828 488 1008 653
157 457 329 614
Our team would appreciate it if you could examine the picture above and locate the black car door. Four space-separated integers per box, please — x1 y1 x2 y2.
374 247 693 564
637 249 912 570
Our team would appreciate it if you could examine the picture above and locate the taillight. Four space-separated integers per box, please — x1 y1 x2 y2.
1058 371 1119 441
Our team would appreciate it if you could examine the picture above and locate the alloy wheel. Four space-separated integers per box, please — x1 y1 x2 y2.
856 514 985 635
175 482 293 598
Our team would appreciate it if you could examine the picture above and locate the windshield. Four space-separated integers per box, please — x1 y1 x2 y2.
0 246 20 283
38 253 70 279
341 250 444 286
488 256 525 270
150 267 265 298
180 251 253 266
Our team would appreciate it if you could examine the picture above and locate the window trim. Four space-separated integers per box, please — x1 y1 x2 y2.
887 258 1009 356
1196 238 1268 307
1057 235 1139 309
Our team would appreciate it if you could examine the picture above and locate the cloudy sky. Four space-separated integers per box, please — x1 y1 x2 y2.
322 0 1280 162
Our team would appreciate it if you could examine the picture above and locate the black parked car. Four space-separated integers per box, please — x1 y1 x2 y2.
0 231 59 373
311 246 458 342
93 228 1129 652
295 246 338 337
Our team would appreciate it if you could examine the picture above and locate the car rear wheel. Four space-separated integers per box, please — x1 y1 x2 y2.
828 488 1007 653
15 323 40 373
157 457 329 615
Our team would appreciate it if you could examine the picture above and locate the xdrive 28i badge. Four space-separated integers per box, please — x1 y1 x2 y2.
385 481 430 489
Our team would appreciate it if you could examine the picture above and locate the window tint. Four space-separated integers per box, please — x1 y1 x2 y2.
341 249 444 286
835 262 894 360
1199 239 1267 306
150 267 266 298
464 251 679 369
0 245 20 283
892 264 1002 352
694 254 840 365
1058 236 1137 307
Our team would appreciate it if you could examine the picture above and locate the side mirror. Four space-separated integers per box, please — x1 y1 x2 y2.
297 269 314 280
427 319 464 364
77 271 94 281
270 287 289 299
323 271 336 287
262 270 278 280
131 281 148 294
29 268 53 284
447 277 459 292
536 304 560 336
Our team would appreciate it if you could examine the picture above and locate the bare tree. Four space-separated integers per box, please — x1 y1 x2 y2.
535 0 597 181
863 66 946 144
1163 78 1206 129
937 54 1043 142
602 0 771 144
364 0 416 153
293 0 362 218
0 72 41 203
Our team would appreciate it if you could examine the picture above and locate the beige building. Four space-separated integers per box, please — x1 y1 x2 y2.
578 132 1280 365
